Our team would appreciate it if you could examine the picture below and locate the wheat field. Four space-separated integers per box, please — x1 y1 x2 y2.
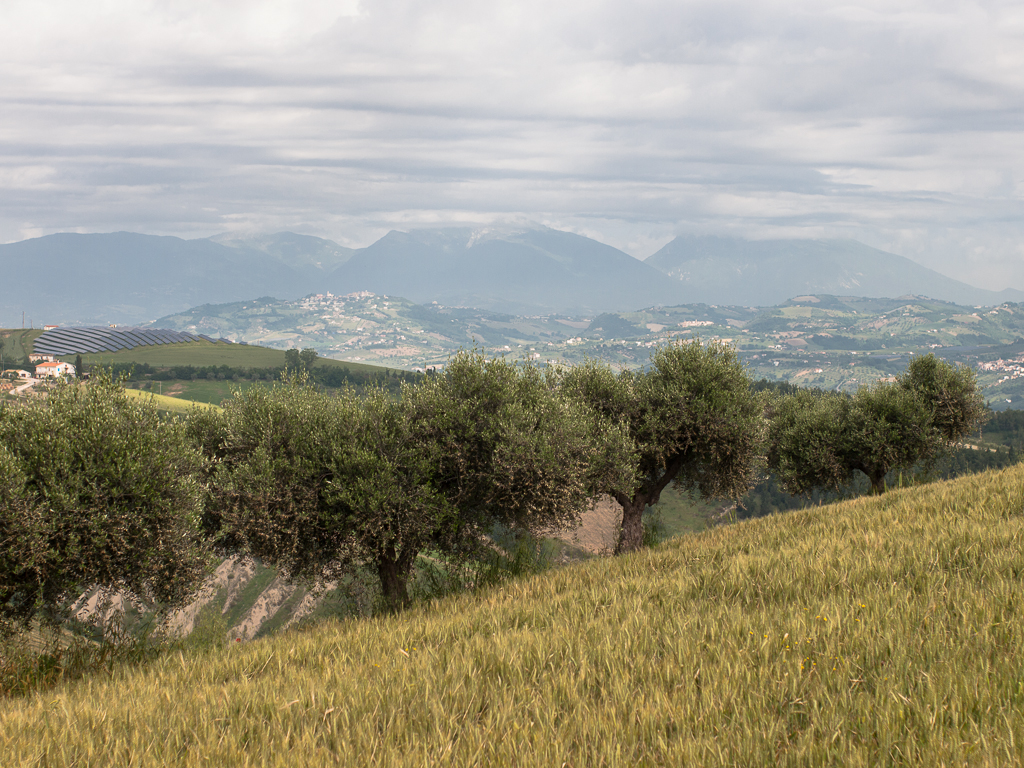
3 465 1024 766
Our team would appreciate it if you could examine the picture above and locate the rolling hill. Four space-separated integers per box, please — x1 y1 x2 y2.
2 464 1023 764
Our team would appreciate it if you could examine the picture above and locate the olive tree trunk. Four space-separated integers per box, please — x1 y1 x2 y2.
375 544 417 611
614 497 648 554
612 457 685 554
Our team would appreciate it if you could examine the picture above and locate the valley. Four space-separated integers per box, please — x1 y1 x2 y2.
154 292 1024 407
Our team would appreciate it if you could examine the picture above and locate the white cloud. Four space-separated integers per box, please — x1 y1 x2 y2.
1 0 1023 289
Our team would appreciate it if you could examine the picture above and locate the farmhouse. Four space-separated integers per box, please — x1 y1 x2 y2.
35 361 75 378
28 353 57 363
2 369 32 380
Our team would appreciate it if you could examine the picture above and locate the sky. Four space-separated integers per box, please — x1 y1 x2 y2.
2 0 1023 290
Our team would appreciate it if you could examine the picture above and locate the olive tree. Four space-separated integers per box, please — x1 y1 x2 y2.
0 373 210 635
897 353 986 443
405 350 635 555
195 380 461 609
187 377 358 585
766 385 933 495
193 353 633 609
559 340 764 554
766 354 986 496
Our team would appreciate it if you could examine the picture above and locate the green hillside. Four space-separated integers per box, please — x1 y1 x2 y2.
150 293 1024 408
64 337 391 375
3 465 1023 765
1 327 400 376
0 329 42 366
122 388 221 415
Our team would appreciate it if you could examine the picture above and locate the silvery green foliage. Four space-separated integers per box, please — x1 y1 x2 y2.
194 353 635 609
767 354 987 496
0 372 210 636
897 354 986 444
559 339 764 554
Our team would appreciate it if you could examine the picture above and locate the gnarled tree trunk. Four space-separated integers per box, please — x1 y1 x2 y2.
614 497 648 554
613 457 686 554
375 543 416 611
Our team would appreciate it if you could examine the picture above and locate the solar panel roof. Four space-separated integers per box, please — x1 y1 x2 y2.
32 327 211 356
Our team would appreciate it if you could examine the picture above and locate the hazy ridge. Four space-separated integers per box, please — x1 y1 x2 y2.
4 227 1020 326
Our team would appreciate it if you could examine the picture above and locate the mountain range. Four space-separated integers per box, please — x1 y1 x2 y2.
646 236 1024 308
4 227 1020 326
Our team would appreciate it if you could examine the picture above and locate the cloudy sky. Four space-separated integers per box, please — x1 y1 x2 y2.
2 0 1023 289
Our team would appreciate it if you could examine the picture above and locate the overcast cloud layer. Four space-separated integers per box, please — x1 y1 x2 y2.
2 0 1023 290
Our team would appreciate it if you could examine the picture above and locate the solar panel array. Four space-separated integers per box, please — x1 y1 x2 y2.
32 327 235 356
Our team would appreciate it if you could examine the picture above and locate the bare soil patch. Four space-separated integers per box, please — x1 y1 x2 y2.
556 496 622 555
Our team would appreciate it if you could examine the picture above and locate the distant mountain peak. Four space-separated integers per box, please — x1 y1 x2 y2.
645 236 1024 307
326 224 678 315
207 231 354 272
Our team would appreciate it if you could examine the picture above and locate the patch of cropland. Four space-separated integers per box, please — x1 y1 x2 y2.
154 293 1024 402
121 388 221 415
3 465 1024 765
0 326 413 407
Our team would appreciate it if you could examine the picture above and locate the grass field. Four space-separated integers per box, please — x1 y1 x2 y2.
121 388 221 414
3 464 1024 765
0 329 42 367
127 379 255 406
63 338 394 374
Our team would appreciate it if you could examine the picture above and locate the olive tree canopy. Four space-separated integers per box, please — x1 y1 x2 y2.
193 353 634 609
0 373 210 636
559 340 764 554
766 354 986 496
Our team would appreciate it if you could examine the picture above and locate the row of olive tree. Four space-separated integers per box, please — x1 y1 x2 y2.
765 354 986 496
188 349 636 609
0 342 987 634
556 346 986 552
0 351 632 630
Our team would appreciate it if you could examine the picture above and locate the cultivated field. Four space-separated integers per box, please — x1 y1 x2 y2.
66 338 390 374
2 464 1023 765
121 388 221 415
